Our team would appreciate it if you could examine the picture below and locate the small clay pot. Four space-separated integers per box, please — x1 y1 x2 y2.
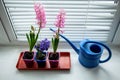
23 51 35 68
48 52 60 68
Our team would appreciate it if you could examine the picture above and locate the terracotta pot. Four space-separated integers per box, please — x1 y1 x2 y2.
48 52 60 68
23 51 35 68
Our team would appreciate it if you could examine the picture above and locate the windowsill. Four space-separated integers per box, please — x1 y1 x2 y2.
0 45 120 80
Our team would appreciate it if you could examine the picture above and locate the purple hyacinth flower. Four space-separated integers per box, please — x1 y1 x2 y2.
40 38 50 51
35 38 50 52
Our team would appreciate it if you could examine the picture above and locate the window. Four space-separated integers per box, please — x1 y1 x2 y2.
1 0 119 42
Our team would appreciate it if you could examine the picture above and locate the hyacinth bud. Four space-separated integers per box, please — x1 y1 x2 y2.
31 25 35 31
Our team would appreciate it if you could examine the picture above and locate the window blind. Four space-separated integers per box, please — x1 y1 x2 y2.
3 0 118 42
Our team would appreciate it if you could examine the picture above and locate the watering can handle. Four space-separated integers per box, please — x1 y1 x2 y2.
84 41 112 63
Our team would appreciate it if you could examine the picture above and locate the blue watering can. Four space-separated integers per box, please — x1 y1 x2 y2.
50 28 112 68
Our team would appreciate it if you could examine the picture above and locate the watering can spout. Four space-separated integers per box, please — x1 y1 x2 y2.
50 28 79 54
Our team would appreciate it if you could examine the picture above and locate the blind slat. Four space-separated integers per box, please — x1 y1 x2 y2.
11 15 114 18
5 4 116 9
10 12 114 18
4 1 116 5
9 8 116 13
16 30 110 35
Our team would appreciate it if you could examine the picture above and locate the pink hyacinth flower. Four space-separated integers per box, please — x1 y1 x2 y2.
55 9 66 28
34 3 46 28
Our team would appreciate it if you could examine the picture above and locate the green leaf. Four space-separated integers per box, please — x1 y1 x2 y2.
32 32 35 44
30 31 34 52
26 33 30 48
53 38 59 54
52 38 55 53
31 33 36 51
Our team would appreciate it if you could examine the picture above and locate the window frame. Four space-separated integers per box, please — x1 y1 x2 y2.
0 0 16 42
108 1 120 42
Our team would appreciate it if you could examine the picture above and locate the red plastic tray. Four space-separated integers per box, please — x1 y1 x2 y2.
16 52 71 70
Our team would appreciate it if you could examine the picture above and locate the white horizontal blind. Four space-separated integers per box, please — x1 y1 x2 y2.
3 0 118 42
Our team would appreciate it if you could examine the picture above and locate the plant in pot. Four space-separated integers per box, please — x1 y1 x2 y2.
49 9 66 68
35 38 50 68
23 26 40 68
23 3 46 68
